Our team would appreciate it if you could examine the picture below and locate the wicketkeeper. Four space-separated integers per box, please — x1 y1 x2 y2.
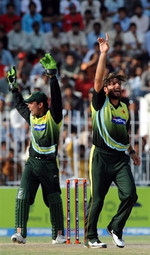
7 53 66 244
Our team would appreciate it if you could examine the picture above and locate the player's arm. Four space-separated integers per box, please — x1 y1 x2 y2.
49 76 62 124
125 118 140 166
94 33 109 93
7 66 30 124
40 53 62 124
127 145 141 166
92 34 109 110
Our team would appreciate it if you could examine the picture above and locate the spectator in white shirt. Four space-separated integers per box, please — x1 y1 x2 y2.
127 65 144 100
67 21 88 58
123 22 144 57
83 9 96 36
130 4 150 34
27 21 45 54
45 23 67 64
7 20 30 58
108 22 125 53
33 72 50 96
81 0 101 19
10 108 26 145
96 6 113 34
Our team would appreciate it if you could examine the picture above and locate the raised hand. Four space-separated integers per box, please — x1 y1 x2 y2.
7 66 18 91
40 53 57 76
97 33 109 53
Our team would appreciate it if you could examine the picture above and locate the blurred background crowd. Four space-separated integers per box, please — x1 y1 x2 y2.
0 0 150 186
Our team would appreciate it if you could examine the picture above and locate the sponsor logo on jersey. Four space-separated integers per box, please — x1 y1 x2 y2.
34 124 46 131
111 116 126 125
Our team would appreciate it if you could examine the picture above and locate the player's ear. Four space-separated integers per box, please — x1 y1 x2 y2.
38 102 43 108
104 86 107 93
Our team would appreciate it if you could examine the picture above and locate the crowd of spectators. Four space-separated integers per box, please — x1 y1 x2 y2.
0 0 150 185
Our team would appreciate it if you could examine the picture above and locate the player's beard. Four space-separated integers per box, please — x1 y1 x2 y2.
108 90 121 100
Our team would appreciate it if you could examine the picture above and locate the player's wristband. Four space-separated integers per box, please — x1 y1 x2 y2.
45 69 57 76
129 150 136 155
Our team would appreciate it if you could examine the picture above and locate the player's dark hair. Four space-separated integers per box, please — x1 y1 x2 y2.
103 72 127 87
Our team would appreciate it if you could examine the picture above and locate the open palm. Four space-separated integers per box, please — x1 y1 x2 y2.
97 33 109 53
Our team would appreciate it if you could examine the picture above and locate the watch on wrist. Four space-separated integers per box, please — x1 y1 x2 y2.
129 150 136 155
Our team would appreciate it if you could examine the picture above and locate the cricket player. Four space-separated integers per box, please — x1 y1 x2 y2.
7 53 66 244
85 33 141 248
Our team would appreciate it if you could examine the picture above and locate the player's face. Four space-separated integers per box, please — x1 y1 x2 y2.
104 78 122 99
27 101 43 116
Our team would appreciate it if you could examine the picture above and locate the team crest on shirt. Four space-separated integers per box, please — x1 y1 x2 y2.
34 124 47 131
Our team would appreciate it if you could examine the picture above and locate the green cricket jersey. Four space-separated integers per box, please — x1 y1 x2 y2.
12 76 62 159
30 111 62 156
91 89 130 151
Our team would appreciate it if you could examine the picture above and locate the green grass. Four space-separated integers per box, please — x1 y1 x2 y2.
0 236 150 255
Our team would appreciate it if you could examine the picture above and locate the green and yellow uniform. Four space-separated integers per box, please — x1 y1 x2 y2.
12 76 64 240
86 89 137 241
30 110 61 157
